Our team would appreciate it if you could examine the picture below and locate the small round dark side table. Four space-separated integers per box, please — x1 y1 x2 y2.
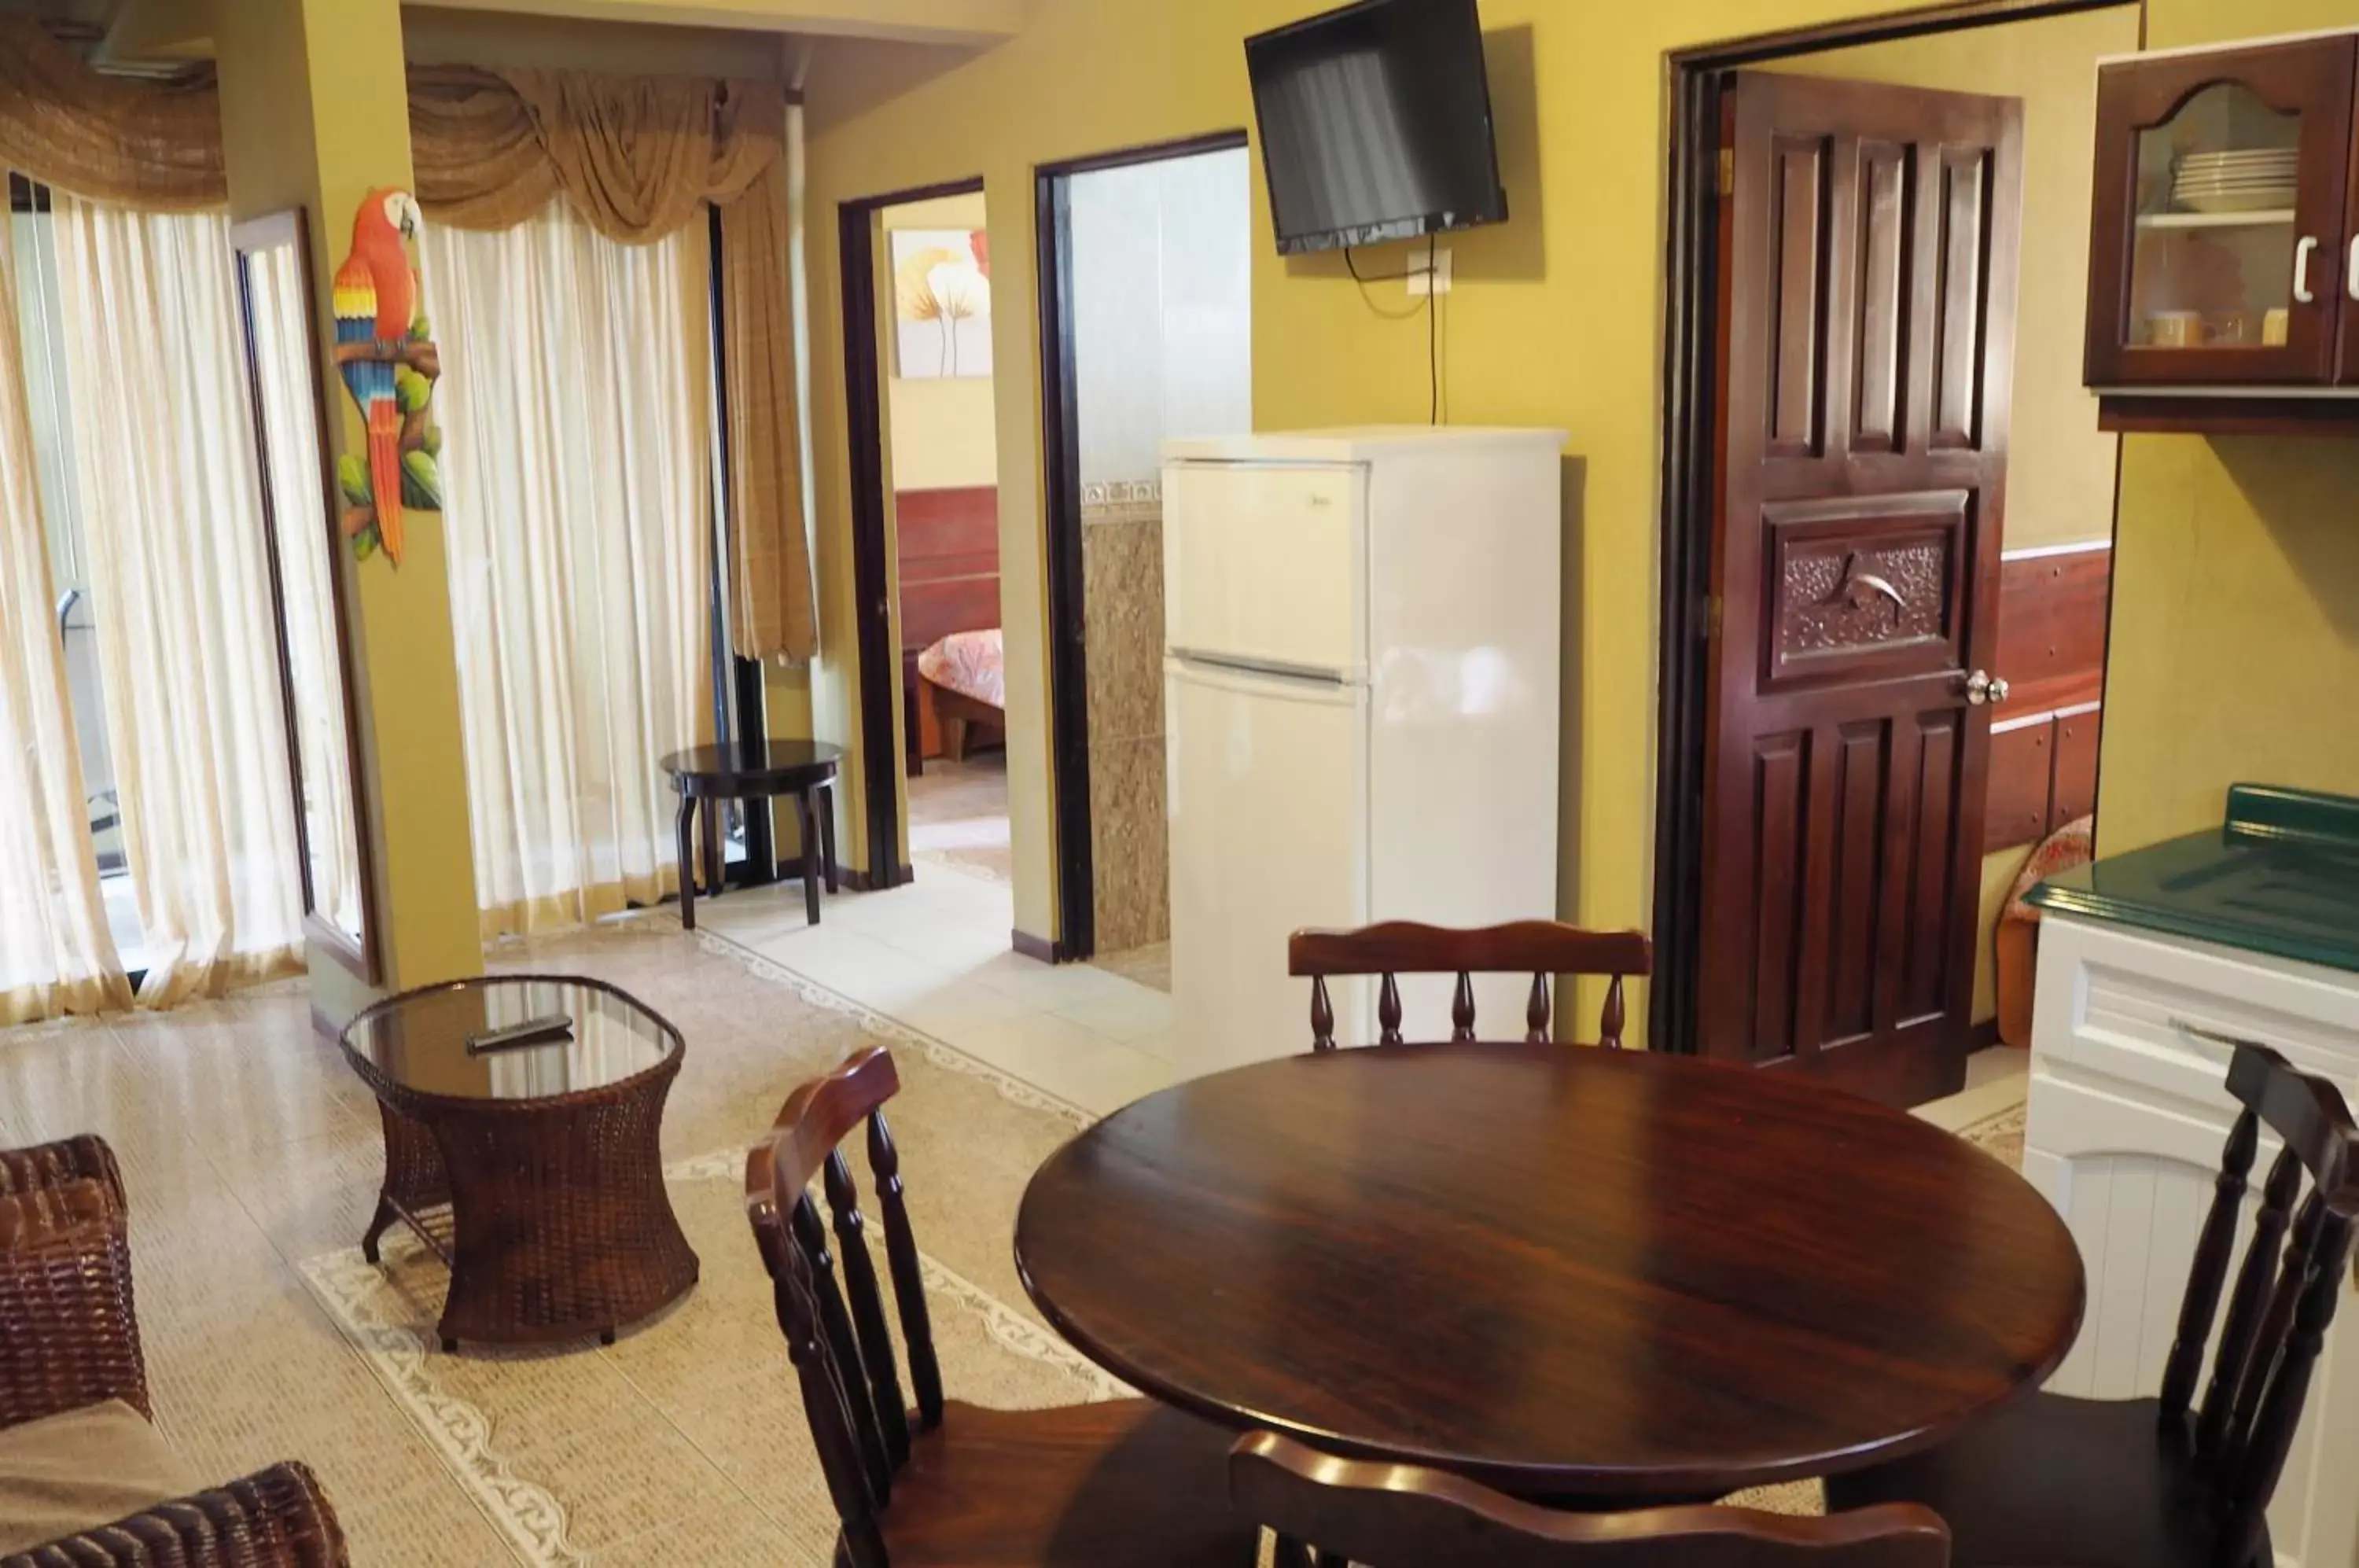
340 974 699 1353
660 739 843 929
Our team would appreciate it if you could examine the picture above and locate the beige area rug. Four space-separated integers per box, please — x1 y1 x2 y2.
2 910 2032 1563
298 1156 1126 1566
296 919 1132 1564
293 926 2033 1556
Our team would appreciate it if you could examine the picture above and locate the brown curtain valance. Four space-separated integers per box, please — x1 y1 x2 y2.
0 17 225 211
0 24 814 664
407 64 815 662
408 65 783 239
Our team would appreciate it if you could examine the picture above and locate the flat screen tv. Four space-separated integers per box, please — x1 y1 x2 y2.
1245 0 1507 256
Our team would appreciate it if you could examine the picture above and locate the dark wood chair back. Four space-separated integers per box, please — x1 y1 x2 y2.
742 1046 940 1568
1231 1431 1950 1567
2161 1033 2359 1566
1288 921 1653 1050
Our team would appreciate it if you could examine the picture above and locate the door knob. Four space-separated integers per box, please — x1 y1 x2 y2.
1964 670 2010 707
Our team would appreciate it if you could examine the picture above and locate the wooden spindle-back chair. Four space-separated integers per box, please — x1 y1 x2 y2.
1288 921 1653 1050
1231 1430 1951 1568
1830 1036 2359 1568
742 1046 1257 1568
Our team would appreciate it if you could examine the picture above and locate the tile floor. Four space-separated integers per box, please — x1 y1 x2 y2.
0 865 2026 1562
906 753 1012 885
697 859 1182 1117
692 859 2026 1127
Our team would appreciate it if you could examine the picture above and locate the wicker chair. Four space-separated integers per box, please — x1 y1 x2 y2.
0 1135 350 1567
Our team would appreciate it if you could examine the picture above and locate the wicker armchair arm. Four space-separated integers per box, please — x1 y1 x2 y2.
0 1163 147 1427
0 1461 351 1568
0 1136 127 1208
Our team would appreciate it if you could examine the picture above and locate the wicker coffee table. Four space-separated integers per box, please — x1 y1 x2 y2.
339 974 699 1352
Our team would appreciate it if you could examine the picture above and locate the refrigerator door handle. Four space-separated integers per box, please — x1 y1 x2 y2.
1168 647 1354 688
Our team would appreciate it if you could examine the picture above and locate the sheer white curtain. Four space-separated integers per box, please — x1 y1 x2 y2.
422 200 715 937
0 218 128 1024
50 195 306 1005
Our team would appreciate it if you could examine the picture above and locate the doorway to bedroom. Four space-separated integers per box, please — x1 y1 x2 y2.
880 191 1012 889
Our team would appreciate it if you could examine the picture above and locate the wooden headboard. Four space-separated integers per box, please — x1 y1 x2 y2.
896 486 999 764
896 487 999 654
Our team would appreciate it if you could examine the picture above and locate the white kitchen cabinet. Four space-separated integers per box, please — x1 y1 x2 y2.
2026 911 2359 1568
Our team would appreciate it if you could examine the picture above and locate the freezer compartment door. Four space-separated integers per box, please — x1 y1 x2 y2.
1167 657 1369 1072
1163 461 1367 679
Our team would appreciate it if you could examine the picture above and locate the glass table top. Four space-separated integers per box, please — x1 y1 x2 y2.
341 976 679 1101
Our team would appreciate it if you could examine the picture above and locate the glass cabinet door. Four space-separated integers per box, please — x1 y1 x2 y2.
2086 39 2355 386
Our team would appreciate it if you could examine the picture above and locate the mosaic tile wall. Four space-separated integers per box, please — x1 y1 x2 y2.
1080 480 1167 953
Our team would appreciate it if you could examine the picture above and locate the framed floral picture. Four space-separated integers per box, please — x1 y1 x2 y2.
892 227 992 378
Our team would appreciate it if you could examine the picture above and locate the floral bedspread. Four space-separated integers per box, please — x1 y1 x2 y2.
918 628 1005 709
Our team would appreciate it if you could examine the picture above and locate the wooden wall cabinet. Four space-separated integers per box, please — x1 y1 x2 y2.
2085 35 2359 432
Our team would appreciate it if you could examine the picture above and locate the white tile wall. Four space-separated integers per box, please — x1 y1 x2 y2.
1069 147 1253 486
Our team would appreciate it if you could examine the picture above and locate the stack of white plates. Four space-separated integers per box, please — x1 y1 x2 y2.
2173 149 2299 214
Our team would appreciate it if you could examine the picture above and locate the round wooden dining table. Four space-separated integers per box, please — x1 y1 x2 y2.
1014 1041 2085 1504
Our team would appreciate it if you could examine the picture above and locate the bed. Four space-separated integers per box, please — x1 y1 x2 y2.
896 486 1003 769
918 628 1006 760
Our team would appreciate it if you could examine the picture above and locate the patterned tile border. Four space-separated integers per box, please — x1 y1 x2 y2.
1081 475 1162 527
683 922 1095 1130
293 909 2028 1560
300 1244 577 1566
295 915 1114 1563
1078 477 1160 508
300 1149 1126 1567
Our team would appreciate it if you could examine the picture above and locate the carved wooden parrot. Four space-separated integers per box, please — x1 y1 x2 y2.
333 189 423 565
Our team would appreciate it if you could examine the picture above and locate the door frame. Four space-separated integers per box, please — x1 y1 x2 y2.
1647 0 2145 1053
841 175 988 892
1034 128 1249 962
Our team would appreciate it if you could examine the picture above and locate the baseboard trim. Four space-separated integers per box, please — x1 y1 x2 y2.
1967 1018 2002 1053
837 863 914 894
1012 928 1060 964
311 1004 344 1046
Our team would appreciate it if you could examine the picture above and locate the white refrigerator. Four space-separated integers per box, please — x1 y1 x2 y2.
1162 426 1567 1071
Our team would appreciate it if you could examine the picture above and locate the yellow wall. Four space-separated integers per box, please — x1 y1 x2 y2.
274 0 2348 1043
884 191 999 491
402 6 794 73
800 0 2158 982
2101 0 2359 859
1768 8 2135 1029
216 0 483 1019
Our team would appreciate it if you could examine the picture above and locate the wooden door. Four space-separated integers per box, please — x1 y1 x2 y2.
2084 39 2354 388
1698 72 2023 1106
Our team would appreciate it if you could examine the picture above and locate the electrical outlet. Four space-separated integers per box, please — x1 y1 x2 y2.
1407 247 1452 297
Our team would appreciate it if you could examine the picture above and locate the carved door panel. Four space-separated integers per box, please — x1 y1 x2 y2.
1698 72 2023 1106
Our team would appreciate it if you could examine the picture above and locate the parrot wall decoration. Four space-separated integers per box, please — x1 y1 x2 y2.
330 188 443 566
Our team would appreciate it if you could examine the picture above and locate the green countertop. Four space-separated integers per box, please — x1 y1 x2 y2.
2027 785 2359 976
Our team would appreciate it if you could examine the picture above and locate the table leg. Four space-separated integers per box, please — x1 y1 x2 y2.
1270 1537 1316 1568
817 782 838 893
796 790 821 926
701 798 724 902
362 1196 398 1265
675 796 697 931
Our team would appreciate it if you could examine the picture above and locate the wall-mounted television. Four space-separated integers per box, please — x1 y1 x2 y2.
1244 0 1507 256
